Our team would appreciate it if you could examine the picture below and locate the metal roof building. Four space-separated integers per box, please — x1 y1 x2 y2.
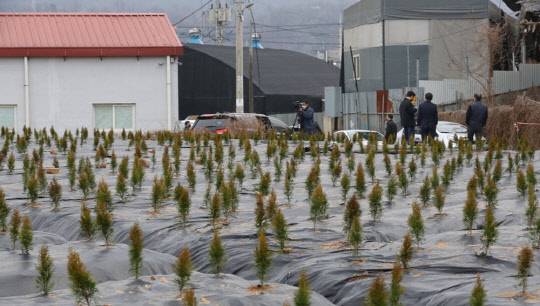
0 13 182 131
178 44 339 119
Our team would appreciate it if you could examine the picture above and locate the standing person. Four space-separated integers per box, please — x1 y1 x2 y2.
385 114 398 143
399 91 417 143
466 94 488 143
299 100 316 135
417 92 438 141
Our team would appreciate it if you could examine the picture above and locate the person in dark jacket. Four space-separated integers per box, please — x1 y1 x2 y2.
385 114 398 143
299 101 316 135
399 91 417 142
417 92 438 141
465 94 488 143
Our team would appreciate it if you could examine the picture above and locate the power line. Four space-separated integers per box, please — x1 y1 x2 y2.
263 40 340 46
257 27 339 36
173 0 213 26
256 22 342 27
176 22 342 30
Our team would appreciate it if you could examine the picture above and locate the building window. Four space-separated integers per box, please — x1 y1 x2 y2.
0 106 16 129
352 54 361 80
94 104 135 131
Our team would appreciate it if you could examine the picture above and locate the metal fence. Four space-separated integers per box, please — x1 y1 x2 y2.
419 64 540 105
327 87 428 132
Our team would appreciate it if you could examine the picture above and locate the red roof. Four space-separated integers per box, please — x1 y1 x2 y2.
0 13 183 57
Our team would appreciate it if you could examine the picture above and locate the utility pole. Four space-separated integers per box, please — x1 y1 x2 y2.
248 7 257 113
381 0 386 92
235 0 245 113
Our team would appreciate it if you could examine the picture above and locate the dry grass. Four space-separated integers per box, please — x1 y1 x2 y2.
440 95 540 148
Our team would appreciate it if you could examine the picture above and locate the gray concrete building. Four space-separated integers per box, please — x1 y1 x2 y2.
0 13 182 131
342 0 516 93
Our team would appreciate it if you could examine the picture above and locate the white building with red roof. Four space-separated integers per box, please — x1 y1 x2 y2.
0 13 182 131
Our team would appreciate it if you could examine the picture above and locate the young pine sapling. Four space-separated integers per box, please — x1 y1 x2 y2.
129 223 144 280
364 275 388 306
408 203 424 247
47 178 62 211
294 271 311 306
9 208 21 249
463 189 478 235
0 189 10 232
20 215 33 254
67 249 97 306
386 176 398 203
399 233 414 269
96 202 113 246
341 173 350 203
80 203 95 240
526 184 538 227
517 246 534 295
434 186 446 215
272 208 288 252
368 182 383 222
209 230 226 276
254 230 272 286
348 215 362 256
310 184 328 230
390 261 403 306
175 247 192 291
355 164 366 198
35 245 54 296
469 274 486 306
481 206 497 256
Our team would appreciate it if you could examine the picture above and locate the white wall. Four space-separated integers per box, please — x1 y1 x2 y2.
385 20 429 46
0 56 179 131
344 22 383 50
0 58 25 129
344 20 430 51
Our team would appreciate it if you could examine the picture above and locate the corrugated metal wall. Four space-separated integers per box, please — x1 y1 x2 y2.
338 89 413 131
419 64 540 105
327 87 427 132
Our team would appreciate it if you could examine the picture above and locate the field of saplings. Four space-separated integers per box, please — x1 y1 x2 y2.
0 127 539 306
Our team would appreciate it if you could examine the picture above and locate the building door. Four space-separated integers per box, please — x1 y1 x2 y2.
0 106 16 129
94 104 135 131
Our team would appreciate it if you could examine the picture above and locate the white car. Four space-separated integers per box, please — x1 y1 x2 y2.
333 130 392 152
395 121 468 146
333 130 384 143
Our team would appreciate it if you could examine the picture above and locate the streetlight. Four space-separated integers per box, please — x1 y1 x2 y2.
247 5 256 113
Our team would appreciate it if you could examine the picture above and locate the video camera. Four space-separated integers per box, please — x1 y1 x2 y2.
293 101 303 112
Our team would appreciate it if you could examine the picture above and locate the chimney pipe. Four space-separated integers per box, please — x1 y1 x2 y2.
188 28 204 45
251 32 263 49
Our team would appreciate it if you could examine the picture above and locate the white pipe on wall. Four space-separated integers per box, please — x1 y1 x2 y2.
24 56 30 127
166 55 172 130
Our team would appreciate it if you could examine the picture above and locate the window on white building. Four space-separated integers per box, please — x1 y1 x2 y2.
94 104 135 131
352 54 361 80
0 106 16 129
